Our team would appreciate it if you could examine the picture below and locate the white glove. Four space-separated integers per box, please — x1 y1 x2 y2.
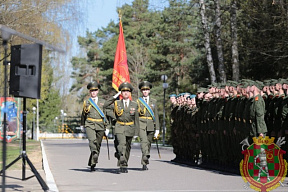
154 130 160 138
113 91 121 99
80 126 85 133
105 129 109 136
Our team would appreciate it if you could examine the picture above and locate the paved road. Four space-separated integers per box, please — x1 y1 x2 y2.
40 139 288 192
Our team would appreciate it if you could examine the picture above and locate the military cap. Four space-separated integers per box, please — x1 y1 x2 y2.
255 80 264 90
278 78 288 85
87 81 100 90
246 80 255 87
217 83 226 89
119 82 133 92
190 94 196 99
202 88 208 93
263 80 271 86
269 79 278 86
169 94 177 98
208 83 217 88
184 92 191 96
240 82 248 88
138 81 152 90
227 80 238 87
197 87 205 93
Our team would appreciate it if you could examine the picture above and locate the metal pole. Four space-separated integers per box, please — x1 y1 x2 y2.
2 39 8 192
62 114 64 139
22 98 27 180
32 112 35 140
36 99 39 141
163 79 166 146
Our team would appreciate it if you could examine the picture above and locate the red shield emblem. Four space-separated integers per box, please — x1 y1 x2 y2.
240 136 287 192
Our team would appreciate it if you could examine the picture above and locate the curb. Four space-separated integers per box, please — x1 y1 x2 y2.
41 140 59 192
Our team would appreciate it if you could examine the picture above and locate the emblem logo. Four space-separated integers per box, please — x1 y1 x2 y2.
240 136 287 192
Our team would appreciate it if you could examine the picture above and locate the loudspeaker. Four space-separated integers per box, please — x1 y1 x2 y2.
9 44 43 99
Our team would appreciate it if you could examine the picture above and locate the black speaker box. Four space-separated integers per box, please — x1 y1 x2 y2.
9 44 43 99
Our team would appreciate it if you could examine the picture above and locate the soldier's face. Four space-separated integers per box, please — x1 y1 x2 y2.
197 92 204 99
191 98 196 105
90 89 98 97
275 83 282 91
121 90 131 99
170 97 176 103
141 89 150 97
283 84 288 90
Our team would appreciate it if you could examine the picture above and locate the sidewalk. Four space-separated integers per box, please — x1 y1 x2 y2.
0 140 54 192
0 170 46 192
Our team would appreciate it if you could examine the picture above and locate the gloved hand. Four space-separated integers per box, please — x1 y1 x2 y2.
80 126 85 133
105 129 109 136
113 91 121 99
154 130 160 138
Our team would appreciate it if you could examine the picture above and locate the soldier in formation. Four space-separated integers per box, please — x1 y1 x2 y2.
103 82 140 173
137 81 160 170
170 78 288 169
80 82 110 171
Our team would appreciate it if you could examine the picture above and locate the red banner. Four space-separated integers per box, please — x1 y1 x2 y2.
112 19 130 92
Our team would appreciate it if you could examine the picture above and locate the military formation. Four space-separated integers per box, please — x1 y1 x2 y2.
170 79 288 170
81 81 160 173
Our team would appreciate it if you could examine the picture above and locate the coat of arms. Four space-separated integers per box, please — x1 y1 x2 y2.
240 136 287 192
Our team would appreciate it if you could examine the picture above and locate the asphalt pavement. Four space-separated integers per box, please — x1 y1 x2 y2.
1 139 288 192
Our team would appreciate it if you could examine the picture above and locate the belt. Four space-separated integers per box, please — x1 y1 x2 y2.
140 116 153 120
117 121 134 125
87 118 103 122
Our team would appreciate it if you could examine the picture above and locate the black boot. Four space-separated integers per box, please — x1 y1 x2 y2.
90 165 96 172
120 167 128 173
142 165 148 170
123 168 128 173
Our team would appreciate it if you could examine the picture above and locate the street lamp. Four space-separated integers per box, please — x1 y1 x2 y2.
161 75 168 146
32 107 36 140
54 117 58 132
60 110 67 138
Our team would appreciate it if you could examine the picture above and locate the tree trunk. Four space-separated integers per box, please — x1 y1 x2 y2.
199 0 216 83
214 0 226 83
231 0 240 81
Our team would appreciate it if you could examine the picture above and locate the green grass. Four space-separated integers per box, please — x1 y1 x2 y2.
0 139 42 170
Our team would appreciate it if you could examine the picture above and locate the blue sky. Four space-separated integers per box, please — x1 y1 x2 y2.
83 0 168 34
84 0 134 34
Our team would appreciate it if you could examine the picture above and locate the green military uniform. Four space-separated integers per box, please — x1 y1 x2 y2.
103 82 139 173
81 82 107 171
137 81 160 170
250 81 267 137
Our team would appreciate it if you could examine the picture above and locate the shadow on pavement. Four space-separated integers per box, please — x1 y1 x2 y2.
0 184 24 191
70 168 121 174
157 159 240 176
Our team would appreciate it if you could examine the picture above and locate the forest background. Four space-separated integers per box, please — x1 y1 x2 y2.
0 0 287 142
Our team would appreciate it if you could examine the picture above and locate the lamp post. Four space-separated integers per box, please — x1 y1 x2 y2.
32 107 36 140
60 110 67 138
54 117 58 132
161 75 168 146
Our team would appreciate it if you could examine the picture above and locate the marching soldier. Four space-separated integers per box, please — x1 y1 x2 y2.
80 82 109 172
103 82 139 173
137 81 160 170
